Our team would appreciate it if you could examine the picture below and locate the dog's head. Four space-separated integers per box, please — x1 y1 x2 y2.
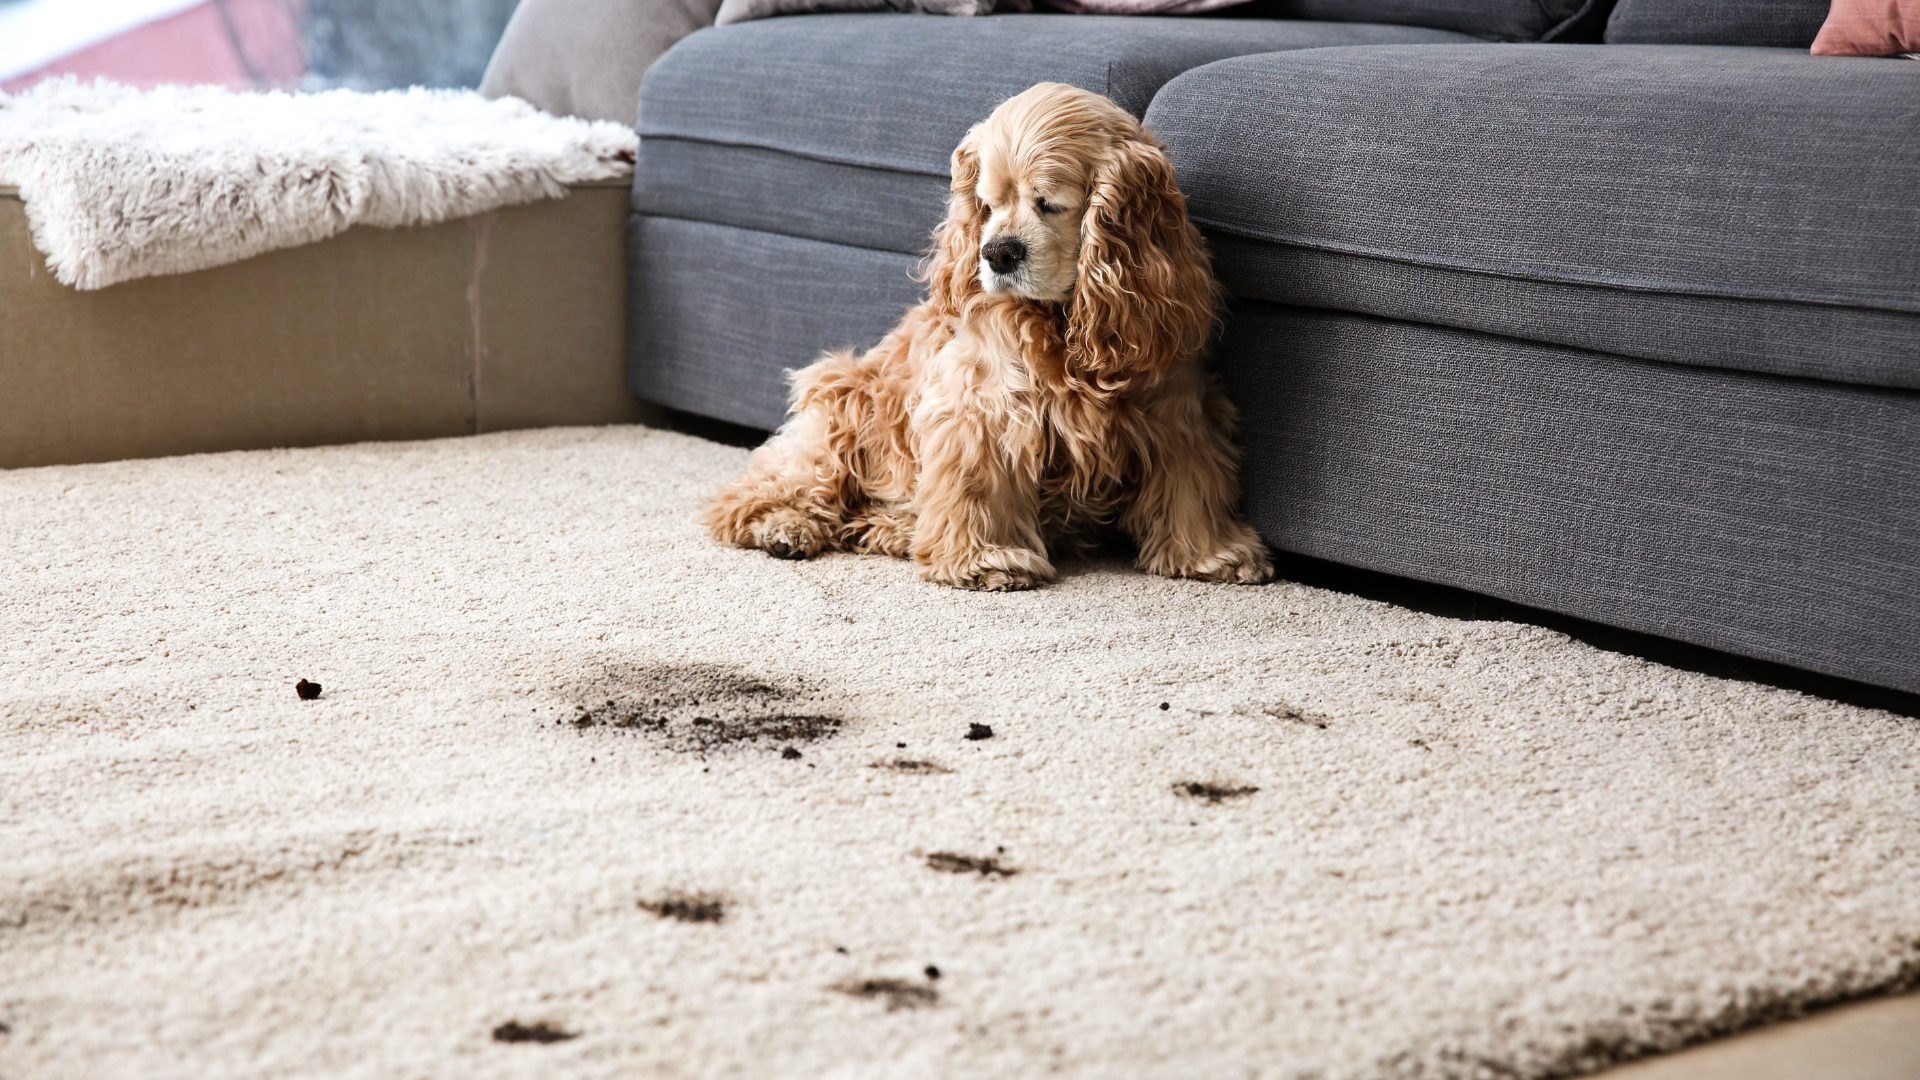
928 82 1217 381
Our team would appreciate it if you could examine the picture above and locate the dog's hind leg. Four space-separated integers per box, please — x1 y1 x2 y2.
700 410 845 559
700 345 911 560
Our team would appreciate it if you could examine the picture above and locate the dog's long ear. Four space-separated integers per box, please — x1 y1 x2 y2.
1066 135 1217 383
924 131 986 315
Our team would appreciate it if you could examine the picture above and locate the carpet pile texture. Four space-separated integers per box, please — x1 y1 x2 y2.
3 426 1917 1080
0 78 635 290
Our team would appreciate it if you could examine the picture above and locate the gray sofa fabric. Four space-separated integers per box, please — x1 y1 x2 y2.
1148 45 1920 390
629 215 922 428
1220 303 1920 695
1605 0 1831 47
1253 0 1599 40
634 14 1478 255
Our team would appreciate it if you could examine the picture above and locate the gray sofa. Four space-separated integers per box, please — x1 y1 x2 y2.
607 0 1920 695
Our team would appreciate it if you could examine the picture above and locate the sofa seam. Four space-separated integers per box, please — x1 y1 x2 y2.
1195 223 1920 316
635 131 947 180
1230 297 1920 394
634 210 929 260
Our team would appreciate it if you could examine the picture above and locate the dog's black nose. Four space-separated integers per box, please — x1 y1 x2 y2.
982 236 1027 275
769 541 792 558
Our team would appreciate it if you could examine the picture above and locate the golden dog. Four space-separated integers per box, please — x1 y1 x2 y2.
702 82 1273 592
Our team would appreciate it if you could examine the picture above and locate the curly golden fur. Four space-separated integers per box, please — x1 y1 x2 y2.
701 82 1273 591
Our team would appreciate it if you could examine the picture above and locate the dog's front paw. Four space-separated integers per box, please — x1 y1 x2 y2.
921 546 1055 592
1149 536 1274 584
750 508 828 561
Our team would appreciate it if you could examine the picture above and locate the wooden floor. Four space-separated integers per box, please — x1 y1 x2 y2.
1595 991 1920 1079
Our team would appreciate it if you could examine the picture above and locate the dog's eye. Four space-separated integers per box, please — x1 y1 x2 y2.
1035 197 1059 215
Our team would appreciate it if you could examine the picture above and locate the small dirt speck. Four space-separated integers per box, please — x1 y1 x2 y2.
896 742 907 748
492 1020 576 1044
924 965 941 980
640 891 726 923
781 746 802 760
1159 702 1169 710
834 978 939 1011
1175 781 1260 804
926 851 1017 877
965 723 993 741
295 679 322 701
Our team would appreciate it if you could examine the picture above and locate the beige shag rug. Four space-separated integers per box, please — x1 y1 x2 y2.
0 78 636 290
3 426 1917 1080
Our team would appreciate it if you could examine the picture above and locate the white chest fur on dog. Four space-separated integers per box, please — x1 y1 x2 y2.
702 83 1272 593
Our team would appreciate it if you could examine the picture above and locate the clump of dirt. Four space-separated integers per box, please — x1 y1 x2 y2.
965 723 994 740
1175 781 1260 804
926 851 1017 877
295 679 322 700
872 759 950 774
560 663 842 753
491 1020 577 1044
833 978 939 1011
639 891 725 923
1261 702 1330 729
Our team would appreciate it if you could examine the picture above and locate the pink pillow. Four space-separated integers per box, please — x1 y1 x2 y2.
1811 0 1920 54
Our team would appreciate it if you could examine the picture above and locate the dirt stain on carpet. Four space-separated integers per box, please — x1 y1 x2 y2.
926 851 1018 877
2 834 403 930
1175 781 1261 804
639 891 726 923
491 1020 577 1044
833 978 939 1011
559 663 843 753
1260 702 1331 729
873 759 951 774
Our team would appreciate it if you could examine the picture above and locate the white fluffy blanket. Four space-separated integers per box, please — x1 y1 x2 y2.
0 78 637 290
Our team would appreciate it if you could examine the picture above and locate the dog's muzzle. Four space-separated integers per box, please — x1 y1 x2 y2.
981 236 1027 276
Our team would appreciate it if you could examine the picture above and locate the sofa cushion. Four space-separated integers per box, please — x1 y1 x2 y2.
1245 0 1601 41
1605 0 1831 47
1148 44 1920 390
633 13 1478 255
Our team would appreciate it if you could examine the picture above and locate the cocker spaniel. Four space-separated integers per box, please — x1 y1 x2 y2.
701 82 1273 591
